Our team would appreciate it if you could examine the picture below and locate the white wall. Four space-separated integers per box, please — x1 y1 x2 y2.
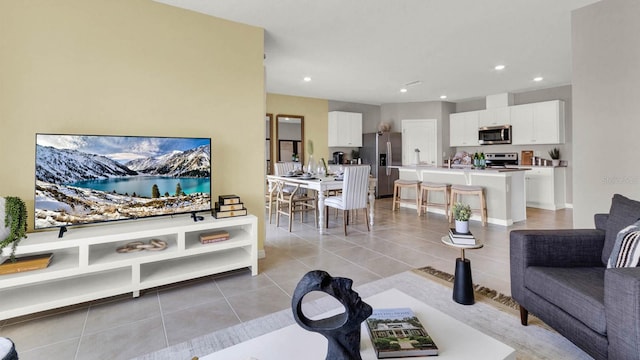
572 0 640 227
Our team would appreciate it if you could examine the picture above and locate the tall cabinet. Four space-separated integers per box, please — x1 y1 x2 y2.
328 111 363 147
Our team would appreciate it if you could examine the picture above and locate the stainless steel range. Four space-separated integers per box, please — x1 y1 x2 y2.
484 152 518 168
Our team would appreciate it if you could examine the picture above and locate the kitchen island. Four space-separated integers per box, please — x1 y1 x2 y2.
398 166 529 226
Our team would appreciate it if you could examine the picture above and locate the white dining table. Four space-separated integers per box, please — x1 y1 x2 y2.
267 174 376 234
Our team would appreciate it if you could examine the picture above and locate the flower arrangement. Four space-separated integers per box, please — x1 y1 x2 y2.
452 202 472 221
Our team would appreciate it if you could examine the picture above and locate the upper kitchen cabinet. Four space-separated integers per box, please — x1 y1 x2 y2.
450 111 479 147
478 107 510 127
511 100 565 145
328 111 362 147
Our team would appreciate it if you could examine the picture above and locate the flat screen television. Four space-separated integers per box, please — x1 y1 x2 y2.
34 134 211 230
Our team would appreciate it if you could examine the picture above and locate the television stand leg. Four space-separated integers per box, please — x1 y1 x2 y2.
191 212 204 222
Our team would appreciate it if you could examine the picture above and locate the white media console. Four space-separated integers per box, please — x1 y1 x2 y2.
0 214 258 320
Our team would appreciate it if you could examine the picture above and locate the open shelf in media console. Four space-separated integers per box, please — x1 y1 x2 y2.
0 268 133 320
139 247 253 289
88 234 178 267
0 248 80 288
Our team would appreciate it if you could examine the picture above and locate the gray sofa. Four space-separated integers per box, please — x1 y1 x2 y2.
510 194 640 360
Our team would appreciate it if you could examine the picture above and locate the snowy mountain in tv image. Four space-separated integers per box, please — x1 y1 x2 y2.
34 135 211 230
125 144 210 178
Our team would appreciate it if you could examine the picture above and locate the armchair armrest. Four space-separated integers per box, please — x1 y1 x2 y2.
510 229 605 301
510 229 605 268
605 268 640 360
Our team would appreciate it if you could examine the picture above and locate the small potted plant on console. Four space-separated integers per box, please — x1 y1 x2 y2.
548 147 560 166
453 202 472 234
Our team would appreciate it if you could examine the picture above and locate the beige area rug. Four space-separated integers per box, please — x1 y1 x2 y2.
412 266 553 329
134 271 592 360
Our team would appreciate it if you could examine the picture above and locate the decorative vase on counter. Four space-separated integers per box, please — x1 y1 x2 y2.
455 220 469 234
552 159 560 167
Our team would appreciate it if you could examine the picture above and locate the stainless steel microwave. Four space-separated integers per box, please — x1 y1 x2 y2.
479 125 511 145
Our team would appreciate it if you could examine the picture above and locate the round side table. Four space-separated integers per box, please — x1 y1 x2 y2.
441 236 484 305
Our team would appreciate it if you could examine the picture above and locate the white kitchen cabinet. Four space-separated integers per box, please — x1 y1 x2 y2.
0 214 258 320
523 167 566 210
328 111 362 147
511 100 565 145
449 111 479 147
478 107 510 127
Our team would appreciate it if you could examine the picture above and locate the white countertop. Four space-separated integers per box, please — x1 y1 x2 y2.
399 166 529 173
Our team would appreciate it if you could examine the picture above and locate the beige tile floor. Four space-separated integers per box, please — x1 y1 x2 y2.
0 198 573 360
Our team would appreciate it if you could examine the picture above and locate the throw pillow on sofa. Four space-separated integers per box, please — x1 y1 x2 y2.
607 219 640 268
602 194 640 265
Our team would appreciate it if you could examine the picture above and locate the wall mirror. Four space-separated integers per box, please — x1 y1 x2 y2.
275 114 304 165
266 113 273 174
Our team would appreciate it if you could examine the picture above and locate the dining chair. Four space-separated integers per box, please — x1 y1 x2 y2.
275 180 318 232
324 165 371 236
274 162 299 175
265 179 277 224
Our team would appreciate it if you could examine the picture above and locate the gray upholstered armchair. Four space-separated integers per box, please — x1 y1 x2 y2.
510 194 640 360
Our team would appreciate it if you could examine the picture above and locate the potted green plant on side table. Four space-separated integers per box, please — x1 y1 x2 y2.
453 202 471 234
0 196 28 263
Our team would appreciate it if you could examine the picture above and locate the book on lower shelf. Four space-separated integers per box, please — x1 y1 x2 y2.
366 307 438 358
199 230 230 244
0 253 54 275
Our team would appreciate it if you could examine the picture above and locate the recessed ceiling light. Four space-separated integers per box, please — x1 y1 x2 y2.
440 95 447 99
303 76 312 82
400 88 407 93
533 76 544 82
494 64 506 70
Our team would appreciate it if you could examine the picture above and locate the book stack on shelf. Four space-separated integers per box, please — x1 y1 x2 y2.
366 307 439 358
448 228 476 245
212 194 248 219
199 230 230 244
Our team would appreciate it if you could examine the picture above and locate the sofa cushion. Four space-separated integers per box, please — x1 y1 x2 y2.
602 194 640 265
607 220 640 268
525 266 606 335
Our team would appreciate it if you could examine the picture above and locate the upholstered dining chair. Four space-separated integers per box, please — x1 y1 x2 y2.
275 180 317 232
274 161 299 175
324 165 371 236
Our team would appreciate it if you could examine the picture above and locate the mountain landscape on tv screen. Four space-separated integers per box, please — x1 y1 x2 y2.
34 135 211 229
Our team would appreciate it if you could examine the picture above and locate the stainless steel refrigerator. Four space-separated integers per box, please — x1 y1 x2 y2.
360 132 402 198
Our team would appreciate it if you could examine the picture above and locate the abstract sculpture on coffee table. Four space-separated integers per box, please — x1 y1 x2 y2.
292 270 373 360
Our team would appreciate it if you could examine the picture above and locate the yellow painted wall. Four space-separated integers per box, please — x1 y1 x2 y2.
0 1 266 247
266 94 329 169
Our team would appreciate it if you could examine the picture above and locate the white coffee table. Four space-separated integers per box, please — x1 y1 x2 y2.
201 288 515 359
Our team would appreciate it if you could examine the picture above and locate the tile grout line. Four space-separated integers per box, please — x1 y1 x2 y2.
73 306 90 360
213 279 243 324
155 290 170 349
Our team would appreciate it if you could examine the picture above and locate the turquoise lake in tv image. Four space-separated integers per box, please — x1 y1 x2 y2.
69 176 211 198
